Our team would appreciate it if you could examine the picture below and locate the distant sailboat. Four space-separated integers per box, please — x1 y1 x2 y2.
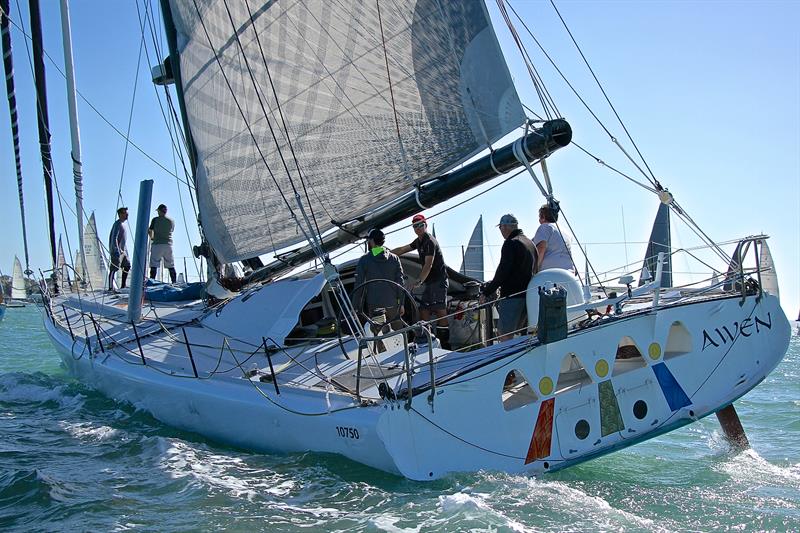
81 212 107 289
56 236 73 290
9 255 26 306
638 203 671 287
11 255 26 299
459 216 484 282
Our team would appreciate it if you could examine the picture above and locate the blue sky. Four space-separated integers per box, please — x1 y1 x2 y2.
0 1 798 317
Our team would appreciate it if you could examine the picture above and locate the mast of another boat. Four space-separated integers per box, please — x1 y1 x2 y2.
28 0 58 289
58 0 88 287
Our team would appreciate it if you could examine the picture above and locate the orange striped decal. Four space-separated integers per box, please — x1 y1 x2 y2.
525 398 554 464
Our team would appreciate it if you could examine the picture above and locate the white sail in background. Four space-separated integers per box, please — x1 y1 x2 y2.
83 212 107 289
56 236 66 284
11 255 26 299
758 239 779 299
460 216 484 282
166 0 525 261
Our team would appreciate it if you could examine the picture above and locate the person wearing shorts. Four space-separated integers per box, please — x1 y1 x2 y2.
148 204 177 283
391 214 450 349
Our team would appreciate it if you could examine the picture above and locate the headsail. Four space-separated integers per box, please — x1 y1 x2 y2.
83 212 107 289
56 236 66 285
460 216 484 281
11 255 26 299
638 203 672 288
164 0 526 262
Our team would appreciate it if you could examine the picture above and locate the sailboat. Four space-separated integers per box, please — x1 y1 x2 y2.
75 212 107 290
460 216 485 283
7 255 27 307
40 0 789 480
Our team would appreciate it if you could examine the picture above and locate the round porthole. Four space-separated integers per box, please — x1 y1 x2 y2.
575 419 590 440
633 400 648 420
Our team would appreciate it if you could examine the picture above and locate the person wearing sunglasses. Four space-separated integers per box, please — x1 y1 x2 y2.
391 214 450 349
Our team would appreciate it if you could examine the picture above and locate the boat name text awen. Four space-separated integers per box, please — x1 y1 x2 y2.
40 0 789 480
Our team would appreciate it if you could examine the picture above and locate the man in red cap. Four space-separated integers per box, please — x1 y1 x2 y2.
392 214 450 349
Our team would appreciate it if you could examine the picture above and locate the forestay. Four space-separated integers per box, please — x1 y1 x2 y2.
166 0 525 262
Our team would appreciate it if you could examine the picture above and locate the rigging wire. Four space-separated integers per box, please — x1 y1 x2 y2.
114 10 145 210
1 10 193 187
0 0 32 274
240 0 324 240
136 0 201 277
504 0 658 190
548 0 660 188
507 1 732 266
209 0 366 348
496 0 559 120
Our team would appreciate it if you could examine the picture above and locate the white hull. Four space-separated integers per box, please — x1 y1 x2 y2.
43 286 789 480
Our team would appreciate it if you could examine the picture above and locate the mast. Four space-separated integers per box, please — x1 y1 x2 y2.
58 0 87 283
28 0 58 272
1 0 32 275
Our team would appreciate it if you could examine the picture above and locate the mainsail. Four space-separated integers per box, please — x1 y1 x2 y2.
82 212 107 289
11 255 26 299
164 0 526 262
460 216 484 281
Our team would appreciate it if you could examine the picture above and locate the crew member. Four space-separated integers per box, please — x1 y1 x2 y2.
480 214 538 341
534 204 574 272
108 207 131 291
352 228 405 333
148 204 177 283
391 214 450 349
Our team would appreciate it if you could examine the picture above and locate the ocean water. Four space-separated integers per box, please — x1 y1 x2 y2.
1 305 798 532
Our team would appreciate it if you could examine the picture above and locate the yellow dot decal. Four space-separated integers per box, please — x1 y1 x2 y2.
648 343 661 360
539 377 554 396
595 359 609 378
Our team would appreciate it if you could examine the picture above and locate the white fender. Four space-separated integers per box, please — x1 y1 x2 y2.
526 268 585 329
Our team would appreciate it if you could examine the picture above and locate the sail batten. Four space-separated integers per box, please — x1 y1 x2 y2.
165 0 526 262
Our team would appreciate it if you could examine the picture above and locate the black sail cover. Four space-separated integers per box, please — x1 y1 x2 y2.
166 0 526 262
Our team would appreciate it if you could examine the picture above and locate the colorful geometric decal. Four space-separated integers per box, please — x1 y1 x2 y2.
598 380 624 436
525 398 555 464
595 359 609 378
652 362 691 411
648 342 662 360
539 376 554 396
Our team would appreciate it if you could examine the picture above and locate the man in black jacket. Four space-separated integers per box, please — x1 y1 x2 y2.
480 214 538 341
352 228 405 332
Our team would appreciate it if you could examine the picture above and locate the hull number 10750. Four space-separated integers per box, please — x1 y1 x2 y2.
336 426 360 440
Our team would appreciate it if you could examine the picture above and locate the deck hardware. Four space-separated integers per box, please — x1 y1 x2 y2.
753 240 763 302
182 328 199 378
355 340 366 402
132 322 146 365
262 337 280 395
89 313 105 353
62 304 74 341
403 334 412 409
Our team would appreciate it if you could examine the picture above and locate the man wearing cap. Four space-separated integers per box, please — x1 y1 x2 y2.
391 214 450 349
108 207 130 291
148 204 177 283
480 214 538 342
352 229 405 333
